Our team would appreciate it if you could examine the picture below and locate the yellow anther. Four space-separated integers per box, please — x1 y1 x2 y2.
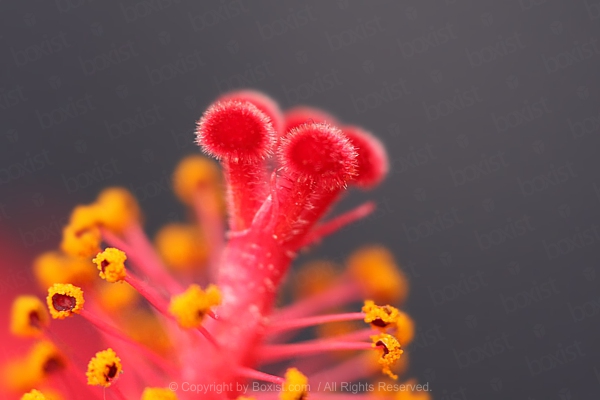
394 311 415 346
294 260 339 299
33 251 96 289
93 247 127 283
141 388 179 400
280 368 309 400
347 246 408 304
236 397 257 400
96 280 139 313
96 187 141 234
168 284 221 329
10 296 50 337
155 223 208 271
362 300 400 331
371 333 403 380
86 348 122 387
21 389 46 400
69 204 101 230
46 283 84 319
172 155 222 205
61 204 103 257
61 225 101 258
28 340 66 378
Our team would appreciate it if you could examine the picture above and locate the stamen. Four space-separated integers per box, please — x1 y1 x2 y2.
93 247 127 283
371 333 403 379
46 284 84 319
280 368 309 400
33 251 96 289
172 155 225 273
347 246 409 304
10 296 50 337
168 284 221 329
235 366 284 385
123 223 185 293
86 348 122 387
21 389 46 400
362 300 401 331
259 339 374 362
154 223 209 273
141 387 179 400
60 204 102 258
269 312 365 333
79 309 177 372
275 281 360 321
95 187 141 234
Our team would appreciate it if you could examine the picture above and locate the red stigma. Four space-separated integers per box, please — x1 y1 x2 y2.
217 90 284 136
278 123 357 190
283 106 339 134
196 100 276 161
342 125 389 189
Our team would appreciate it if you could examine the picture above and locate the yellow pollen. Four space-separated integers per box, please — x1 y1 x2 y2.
10 296 50 337
60 204 102 257
60 228 100 259
28 340 66 378
46 283 84 319
236 397 257 400
141 387 179 400
155 223 209 271
33 251 96 289
371 333 403 380
168 284 221 329
280 368 309 400
21 389 46 400
172 155 222 205
347 246 409 304
362 300 400 331
86 348 122 387
93 247 127 283
96 187 141 234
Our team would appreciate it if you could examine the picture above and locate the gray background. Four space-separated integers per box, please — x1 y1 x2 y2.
1 0 600 399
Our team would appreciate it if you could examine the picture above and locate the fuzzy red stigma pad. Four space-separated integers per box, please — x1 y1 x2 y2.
196 100 276 162
283 106 339 134
343 125 389 189
278 123 358 190
217 90 284 136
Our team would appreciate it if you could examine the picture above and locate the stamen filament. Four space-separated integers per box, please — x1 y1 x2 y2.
124 272 171 315
79 309 177 371
274 281 360 321
236 366 285 385
259 340 375 362
123 223 184 293
269 312 365 333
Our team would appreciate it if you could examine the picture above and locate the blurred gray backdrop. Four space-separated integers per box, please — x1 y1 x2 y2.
1 0 600 399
